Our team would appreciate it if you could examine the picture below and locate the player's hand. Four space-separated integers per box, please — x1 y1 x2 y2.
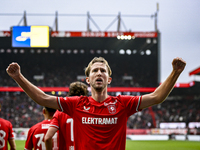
6 62 21 79
172 57 186 74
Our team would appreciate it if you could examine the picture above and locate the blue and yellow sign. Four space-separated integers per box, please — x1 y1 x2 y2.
12 26 49 47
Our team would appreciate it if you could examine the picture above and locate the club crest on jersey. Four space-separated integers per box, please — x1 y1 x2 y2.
107 105 116 114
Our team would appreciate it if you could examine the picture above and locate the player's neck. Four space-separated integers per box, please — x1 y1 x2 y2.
91 88 108 103
44 115 53 120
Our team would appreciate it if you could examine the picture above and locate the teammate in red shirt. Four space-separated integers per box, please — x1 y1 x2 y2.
24 107 58 150
45 81 88 150
7 57 186 150
0 103 16 150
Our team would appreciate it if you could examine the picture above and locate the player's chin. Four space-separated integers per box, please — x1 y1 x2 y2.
94 86 104 92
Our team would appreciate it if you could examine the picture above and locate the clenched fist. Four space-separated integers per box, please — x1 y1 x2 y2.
6 62 21 79
172 57 186 74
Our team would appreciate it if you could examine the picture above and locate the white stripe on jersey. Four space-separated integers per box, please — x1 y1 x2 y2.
57 97 64 112
136 96 141 112
50 124 59 129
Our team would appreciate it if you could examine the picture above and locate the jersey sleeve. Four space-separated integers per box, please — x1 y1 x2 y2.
50 111 60 129
119 95 142 117
24 127 34 150
8 121 15 139
57 96 80 117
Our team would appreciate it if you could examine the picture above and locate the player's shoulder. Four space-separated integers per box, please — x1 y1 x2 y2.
71 96 90 108
30 120 51 132
0 117 10 122
60 95 81 100
56 110 69 117
29 120 46 131
109 94 130 100
77 96 90 103
53 110 61 116
116 94 139 99
111 95 140 103
58 96 83 105
0 118 12 126
29 122 41 130
40 120 51 129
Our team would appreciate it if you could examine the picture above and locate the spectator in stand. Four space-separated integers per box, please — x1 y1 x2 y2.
45 81 89 150
24 107 57 150
0 103 16 150
7 57 186 150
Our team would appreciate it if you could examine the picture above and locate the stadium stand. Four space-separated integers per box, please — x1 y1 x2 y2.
0 30 199 132
0 88 200 129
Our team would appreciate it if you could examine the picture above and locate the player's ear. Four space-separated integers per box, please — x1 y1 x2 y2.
86 77 90 84
42 108 46 114
108 77 112 84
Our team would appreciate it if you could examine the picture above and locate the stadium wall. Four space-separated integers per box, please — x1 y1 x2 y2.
14 128 200 141
126 135 200 141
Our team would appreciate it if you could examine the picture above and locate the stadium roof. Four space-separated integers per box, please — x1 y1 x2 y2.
189 67 200 76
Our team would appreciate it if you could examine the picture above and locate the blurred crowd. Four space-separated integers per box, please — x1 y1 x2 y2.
127 97 200 129
0 92 43 128
0 53 157 88
0 67 154 88
1 55 199 129
0 91 200 129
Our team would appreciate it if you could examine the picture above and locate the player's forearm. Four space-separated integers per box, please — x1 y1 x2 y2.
8 139 16 150
45 127 58 150
140 70 180 109
13 73 51 106
10 147 16 150
45 138 53 150
153 70 180 103
152 57 186 104
141 57 186 109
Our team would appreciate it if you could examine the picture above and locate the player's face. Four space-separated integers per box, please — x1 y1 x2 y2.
86 62 111 92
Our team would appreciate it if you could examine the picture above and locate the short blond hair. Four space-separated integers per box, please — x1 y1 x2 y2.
85 57 112 77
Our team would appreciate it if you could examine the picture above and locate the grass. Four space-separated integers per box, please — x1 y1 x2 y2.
10 140 200 150
126 140 200 150
11 140 26 149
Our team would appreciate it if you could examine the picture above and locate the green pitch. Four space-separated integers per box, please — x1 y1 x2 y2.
11 140 200 150
126 140 200 150
12 140 26 149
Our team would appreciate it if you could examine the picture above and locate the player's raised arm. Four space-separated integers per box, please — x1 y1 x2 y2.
140 57 186 109
6 62 59 109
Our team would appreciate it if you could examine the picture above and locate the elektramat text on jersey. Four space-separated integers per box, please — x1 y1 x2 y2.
82 117 118 125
